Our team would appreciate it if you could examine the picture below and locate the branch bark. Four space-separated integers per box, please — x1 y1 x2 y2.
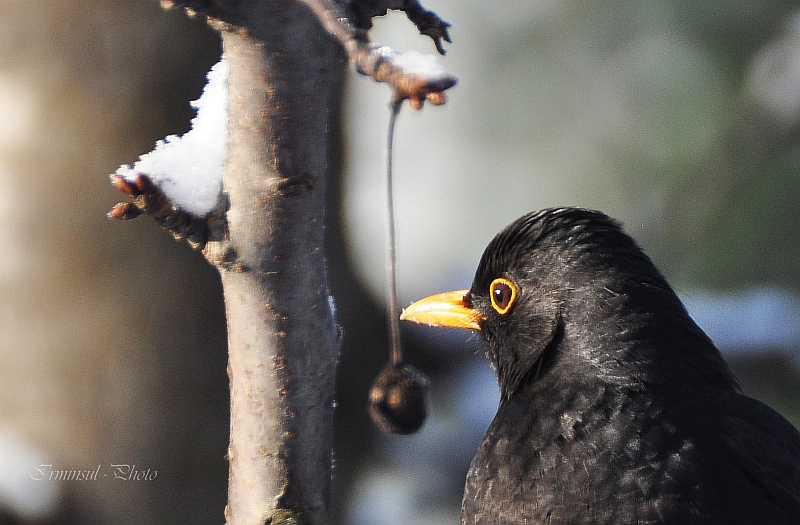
111 1 455 523
204 3 344 524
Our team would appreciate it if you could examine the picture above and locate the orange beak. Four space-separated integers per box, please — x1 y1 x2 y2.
399 290 484 331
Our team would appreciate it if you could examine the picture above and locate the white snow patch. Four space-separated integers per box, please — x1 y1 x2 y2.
392 50 448 80
114 57 229 216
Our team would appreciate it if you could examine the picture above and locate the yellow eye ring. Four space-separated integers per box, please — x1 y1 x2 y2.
489 278 517 315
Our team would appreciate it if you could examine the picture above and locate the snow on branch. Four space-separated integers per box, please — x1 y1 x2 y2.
298 0 457 108
354 46 455 109
114 58 228 216
163 0 458 108
109 58 229 248
110 0 457 246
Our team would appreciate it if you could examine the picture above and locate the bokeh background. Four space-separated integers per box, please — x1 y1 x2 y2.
1 1 798 523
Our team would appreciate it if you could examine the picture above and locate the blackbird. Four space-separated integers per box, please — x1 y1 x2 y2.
400 207 800 524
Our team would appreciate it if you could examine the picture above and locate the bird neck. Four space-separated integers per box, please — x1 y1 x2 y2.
557 280 739 393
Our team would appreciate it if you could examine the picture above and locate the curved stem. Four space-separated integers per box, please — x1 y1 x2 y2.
386 98 404 367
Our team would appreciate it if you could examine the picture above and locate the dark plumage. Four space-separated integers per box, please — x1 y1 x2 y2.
400 207 800 524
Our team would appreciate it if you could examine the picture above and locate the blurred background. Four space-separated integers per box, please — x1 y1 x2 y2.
0 0 798 523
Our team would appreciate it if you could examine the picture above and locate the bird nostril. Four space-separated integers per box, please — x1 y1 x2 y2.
462 291 473 308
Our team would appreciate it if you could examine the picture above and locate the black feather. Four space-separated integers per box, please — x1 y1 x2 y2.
460 207 800 524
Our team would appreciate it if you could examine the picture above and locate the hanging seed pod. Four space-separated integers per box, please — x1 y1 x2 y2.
368 99 431 435
368 363 429 435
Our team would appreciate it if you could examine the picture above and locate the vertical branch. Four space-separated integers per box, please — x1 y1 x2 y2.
111 2 455 523
208 3 344 524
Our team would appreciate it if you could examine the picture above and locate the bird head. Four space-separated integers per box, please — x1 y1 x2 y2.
401 207 732 399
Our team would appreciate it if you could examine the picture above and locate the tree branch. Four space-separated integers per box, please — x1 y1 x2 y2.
343 0 453 55
207 4 344 523
299 0 456 108
163 0 457 108
109 1 455 523
109 173 228 249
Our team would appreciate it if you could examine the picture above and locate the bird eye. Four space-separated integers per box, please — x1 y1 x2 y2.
489 278 517 315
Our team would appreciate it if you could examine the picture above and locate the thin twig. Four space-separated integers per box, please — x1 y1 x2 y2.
109 173 228 249
386 98 404 366
296 0 458 108
162 0 457 108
